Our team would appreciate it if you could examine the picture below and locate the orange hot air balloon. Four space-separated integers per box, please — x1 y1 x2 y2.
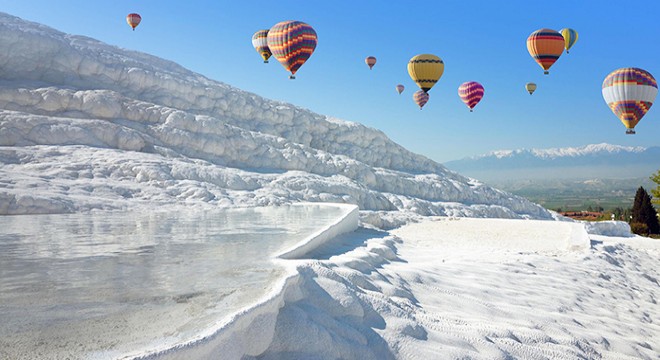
365 56 377 70
266 20 318 79
126 13 141 31
526 28 564 74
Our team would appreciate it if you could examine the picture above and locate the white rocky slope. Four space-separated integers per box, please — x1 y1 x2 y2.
0 13 551 221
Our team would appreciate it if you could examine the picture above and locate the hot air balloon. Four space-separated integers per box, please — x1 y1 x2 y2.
126 13 141 31
526 29 564 74
266 20 318 79
396 84 405 95
408 54 444 93
365 56 377 70
413 90 429 110
525 82 537 95
602 67 657 134
560 28 578 54
458 81 485 112
252 30 272 63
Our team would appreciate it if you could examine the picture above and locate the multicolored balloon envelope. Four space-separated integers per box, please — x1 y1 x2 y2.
527 28 564 74
602 67 657 134
396 84 405 95
252 30 272 63
365 56 377 70
126 13 141 31
408 54 444 93
413 90 429 110
559 28 578 54
267 20 318 79
458 81 484 112
525 82 537 95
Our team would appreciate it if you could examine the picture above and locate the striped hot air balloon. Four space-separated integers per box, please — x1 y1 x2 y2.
602 68 657 134
396 84 405 95
560 28 578 54
252 30 272 63
267 20 318 79
413 90 429 110
525 82 537 95
527 29 564 74
408 54 444 93
365 56 377 70
126 13 141 31
458 81 485 112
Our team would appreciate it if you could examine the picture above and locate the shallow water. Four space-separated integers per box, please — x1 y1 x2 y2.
0 205 346 359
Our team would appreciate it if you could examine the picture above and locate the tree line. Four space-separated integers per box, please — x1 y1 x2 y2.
556 170 660 236
629 170 660 236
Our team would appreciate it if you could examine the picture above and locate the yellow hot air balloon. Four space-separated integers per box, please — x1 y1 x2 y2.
525 82 537 95
407 54 444 93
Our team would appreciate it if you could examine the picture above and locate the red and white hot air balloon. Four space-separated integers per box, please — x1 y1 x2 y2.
126 13 141 31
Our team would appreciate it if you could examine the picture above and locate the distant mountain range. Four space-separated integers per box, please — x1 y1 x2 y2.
444 143 660 181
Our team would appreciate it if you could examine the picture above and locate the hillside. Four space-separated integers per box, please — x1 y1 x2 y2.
0 13 551 221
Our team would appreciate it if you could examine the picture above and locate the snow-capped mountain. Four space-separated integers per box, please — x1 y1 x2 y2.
0 12 550 220
444 143 660 181
482 143 649 160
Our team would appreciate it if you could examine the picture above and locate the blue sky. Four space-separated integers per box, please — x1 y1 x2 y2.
1 1 659 162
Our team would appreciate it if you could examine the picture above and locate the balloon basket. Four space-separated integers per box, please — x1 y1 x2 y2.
544 71 549 75
264 60 268 63
289 75 296 80
626 129 636 135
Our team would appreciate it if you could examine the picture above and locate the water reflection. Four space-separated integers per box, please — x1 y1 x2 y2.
0 205 345 359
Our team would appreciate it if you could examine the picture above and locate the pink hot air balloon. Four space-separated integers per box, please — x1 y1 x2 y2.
413 90 429 110
365 56 377 70
396 84 405 95
458 81 485 112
